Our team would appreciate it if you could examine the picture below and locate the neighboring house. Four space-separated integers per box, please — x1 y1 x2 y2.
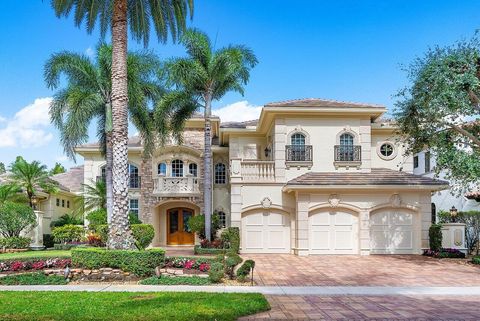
413 151 480 221
76 98 447 256
0 166 84 234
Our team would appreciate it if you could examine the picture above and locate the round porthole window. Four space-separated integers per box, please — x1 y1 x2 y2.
377 142 396 160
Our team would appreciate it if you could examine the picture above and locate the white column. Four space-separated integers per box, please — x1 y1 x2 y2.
295 193 310 256
30 211 45 250
359 210 370 255
230 158 242 228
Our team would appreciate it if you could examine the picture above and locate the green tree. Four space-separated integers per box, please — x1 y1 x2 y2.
82 180 107 213
45 44 162 249
9 158 58 208
0 162 5 174
51 0 193 250
50 162 66 175
0 201 36 238
0 184 28 204
167 29 257 240
395 35 480 192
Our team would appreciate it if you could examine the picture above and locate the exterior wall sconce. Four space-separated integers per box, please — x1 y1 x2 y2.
264 146 271 158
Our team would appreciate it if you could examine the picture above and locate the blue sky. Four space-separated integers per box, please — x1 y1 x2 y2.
0 0 478 169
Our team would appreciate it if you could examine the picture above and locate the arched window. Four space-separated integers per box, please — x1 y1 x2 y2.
157 162 167 176
291 133 306 146
128 164 140 188
290 133 307 161
189 163 198 177
339 133 355 161
431 203 437 224
217 211 227 228
171 159 184 177
214 163 227 184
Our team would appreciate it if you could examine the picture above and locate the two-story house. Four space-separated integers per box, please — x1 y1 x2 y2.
76 98 447 256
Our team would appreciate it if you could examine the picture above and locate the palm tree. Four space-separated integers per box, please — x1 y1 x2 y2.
9 159 59 209
0 184 28 204
45 44 162 249
167 29 257 240
51 0 193 250
83 180 107 212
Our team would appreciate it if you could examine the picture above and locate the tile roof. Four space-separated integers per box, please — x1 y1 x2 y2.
265 98 385 108
220 119 259 128
287 168 448 187
79 136 142 149
50 165 84 193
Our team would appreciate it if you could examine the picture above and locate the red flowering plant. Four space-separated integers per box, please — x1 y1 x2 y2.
199 262 210 272
164 257 211 272
0 258 71 272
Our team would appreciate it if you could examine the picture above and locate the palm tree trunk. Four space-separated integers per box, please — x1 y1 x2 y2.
107 0 135 250
204 94 213 241
105 123 113 225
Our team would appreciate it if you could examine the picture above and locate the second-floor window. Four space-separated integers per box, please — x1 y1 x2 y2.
425 151 431 173
338 133 355 161
129 164 140 188
287 133 312 162
189 163 198 177
158 162 167 176
172 159 184 177
214 163 227 184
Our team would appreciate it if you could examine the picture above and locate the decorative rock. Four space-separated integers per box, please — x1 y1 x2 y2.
166 269 176 274
83 270 92 275
175 270 184 275
155 266 162 277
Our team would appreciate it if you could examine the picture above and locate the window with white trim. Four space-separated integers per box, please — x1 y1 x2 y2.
172 159 184 177
158 162 167 176
129 199 139 218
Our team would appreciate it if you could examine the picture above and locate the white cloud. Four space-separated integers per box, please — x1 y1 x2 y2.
0 116 6 123
55 155 68 162
212 101 262 122
85 47 94 58
0 97 54 148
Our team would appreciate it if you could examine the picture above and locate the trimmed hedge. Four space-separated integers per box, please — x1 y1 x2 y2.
208 262 224 283
236 259 255 283
52 225 84 244
0 273 67 285
0 237 31 249
71 247 165 276
429 224 443 252
53 243 86 250
194 245 226 255
131 224 154 249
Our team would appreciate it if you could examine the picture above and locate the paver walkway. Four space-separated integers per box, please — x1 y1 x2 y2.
245 254 480 286
240 295 480 320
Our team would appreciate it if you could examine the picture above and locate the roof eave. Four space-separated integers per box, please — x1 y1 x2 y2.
282 184 449 193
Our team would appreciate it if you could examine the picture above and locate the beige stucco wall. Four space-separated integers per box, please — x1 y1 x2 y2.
371 132 414 173
39 192 78 234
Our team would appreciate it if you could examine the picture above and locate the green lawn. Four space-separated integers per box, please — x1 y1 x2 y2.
0 250 71 261
0 291 269 321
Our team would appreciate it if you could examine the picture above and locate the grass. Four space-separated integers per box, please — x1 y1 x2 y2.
140 276 212 285
0 273 67 285
0 292 270 321
0 250 71 261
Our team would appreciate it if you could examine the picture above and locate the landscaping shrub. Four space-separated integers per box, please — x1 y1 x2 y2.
194 245 226 255
0 258 71 272
0 236 31 249
131 224 154 249
53 242 86 250
43 234 55 248
0 273 67 285
423 248 466 258
0 201 36 238
236 259 255 282
52 224 84 244
200 238 223 249
50 213 83 227
164 256 215 272
140 275 212 285
129 212 142 224
472 256 480 265
429 224 443 252
96 224 108 244
225 253 243 279
86 233 103 247
221 227 240 254
208 262 224 283
188 213 221 240
71 247 165 276
86 209 107 230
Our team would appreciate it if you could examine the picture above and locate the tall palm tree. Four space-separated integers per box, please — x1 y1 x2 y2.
45 44 162 249
167 29 257 240
51 0 193 250
9 159 59 209
0 184 28 204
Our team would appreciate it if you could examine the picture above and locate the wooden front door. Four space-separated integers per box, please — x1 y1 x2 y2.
167 208 195 245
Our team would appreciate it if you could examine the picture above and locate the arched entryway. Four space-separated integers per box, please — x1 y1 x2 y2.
167 208 195 245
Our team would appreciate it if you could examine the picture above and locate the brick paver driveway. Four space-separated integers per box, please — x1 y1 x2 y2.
245 254 480 286
240 295 480 320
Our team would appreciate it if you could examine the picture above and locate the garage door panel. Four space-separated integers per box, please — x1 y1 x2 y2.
309 211 358 254
242 211 290 254
311 230 330 250
370 210 414 254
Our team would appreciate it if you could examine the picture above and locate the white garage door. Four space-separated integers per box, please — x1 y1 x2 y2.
309 210 358 254
242 210 290 253
370 210 414 254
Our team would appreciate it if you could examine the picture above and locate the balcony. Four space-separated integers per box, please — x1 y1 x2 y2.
96 175 141 189
334 145 362 169
241 160 275 183
153 176 200 196
285 145 313 168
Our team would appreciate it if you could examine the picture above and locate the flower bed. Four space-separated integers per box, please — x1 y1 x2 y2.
0 258 71 273
193 245 226 255
423 248 466 259
164 256 217 272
